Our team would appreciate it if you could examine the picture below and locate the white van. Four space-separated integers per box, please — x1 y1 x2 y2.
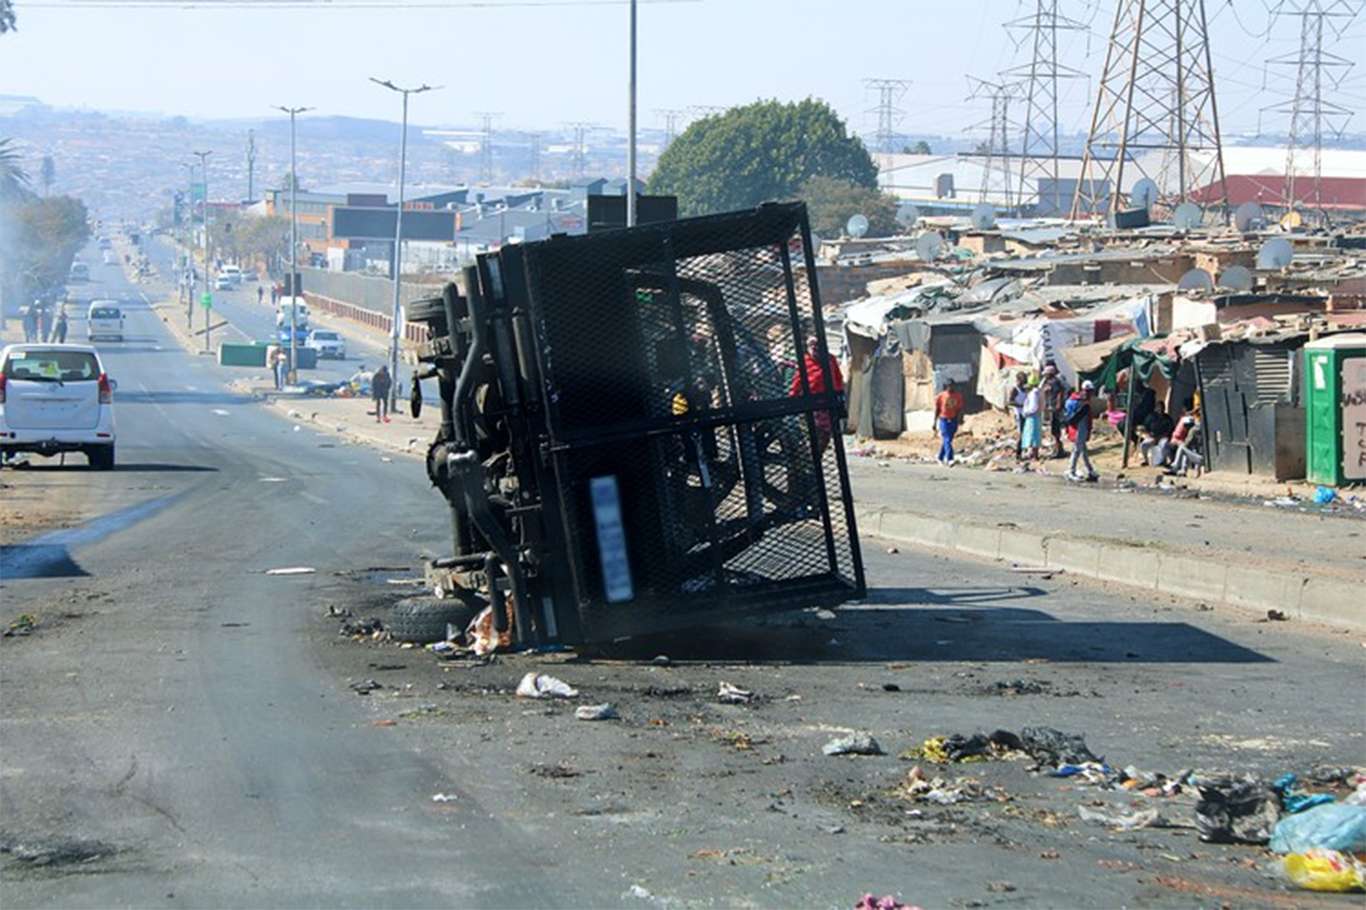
87 301 125 342
0 343 117 469
221 263 242 286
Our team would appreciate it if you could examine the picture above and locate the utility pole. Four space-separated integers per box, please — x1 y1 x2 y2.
1005 1 1087 215
1265 0 1361 224
1072 0 1228 220
475 111 500 183
193 149 212 353
626 0 638 226
246 129 257 203
863 77 912 169
181 161 196 326
966 77 1023 211
372 78 439 414
274 105 312 381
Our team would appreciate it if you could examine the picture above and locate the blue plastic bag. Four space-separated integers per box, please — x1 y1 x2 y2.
1270 802 1366 854
1313 485 1337 505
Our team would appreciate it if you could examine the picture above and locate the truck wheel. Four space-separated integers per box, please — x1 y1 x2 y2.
88 445 115 470
386 595 477 644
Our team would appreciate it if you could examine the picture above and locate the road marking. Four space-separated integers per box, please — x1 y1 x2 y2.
185 385 197 391
212 409 230 416
259 476 287 483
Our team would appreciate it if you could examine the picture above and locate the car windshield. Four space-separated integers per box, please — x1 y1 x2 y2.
4 350 101 382
92 307 121 319
314 332 337 340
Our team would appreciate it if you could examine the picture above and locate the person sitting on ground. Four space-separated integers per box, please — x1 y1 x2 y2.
1139 400 1176 467
934 379 965 465
1167 415 1203 477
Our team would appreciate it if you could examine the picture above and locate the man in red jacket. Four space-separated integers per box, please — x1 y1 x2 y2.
790 336 844 455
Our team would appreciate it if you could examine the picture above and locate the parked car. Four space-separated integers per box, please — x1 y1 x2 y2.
0 344 117 469
220 264 242 286
68 261 90 283
215 274 235 291
307 329 346 360
87 301 125 342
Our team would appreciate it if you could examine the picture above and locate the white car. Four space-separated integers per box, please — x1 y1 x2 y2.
87 301 125 342
0 344 117 469
307 329 346 360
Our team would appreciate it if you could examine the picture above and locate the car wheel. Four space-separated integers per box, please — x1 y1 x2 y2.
88 445 115 471
386 595 478 644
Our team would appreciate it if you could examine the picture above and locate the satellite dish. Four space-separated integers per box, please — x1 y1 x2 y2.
896 205 921 229
1280 209 1304 229
1256 237 1294 270
1172 202 1203 230
971 203 996 230
846 214 869 238
1178 268 1215 291
915 231 944 262
1130 178 1160 211
1218 265 1254 291
1233 202 1265 233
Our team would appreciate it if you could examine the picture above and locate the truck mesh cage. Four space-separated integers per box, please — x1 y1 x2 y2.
507 203 863 635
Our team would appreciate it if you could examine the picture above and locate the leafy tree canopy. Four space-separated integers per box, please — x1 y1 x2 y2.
647 98 878 217
2 195 92 295
0 0 15 33
801 176 900 239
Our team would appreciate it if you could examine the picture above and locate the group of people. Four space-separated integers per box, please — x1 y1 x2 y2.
1136 399 1204 477
934 364 1103 483
21 304 69 344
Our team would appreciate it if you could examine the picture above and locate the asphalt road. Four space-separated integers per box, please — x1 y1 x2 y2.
2 239 1363 908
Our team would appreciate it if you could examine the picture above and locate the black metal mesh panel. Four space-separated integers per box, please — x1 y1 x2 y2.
510 205 860 626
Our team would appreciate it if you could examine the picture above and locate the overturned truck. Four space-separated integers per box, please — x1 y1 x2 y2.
409 202 865 647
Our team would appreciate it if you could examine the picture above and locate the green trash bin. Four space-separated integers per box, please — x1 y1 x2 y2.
1303 333 1366 487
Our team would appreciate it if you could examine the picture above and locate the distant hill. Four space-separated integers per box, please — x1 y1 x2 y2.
213 115 437 146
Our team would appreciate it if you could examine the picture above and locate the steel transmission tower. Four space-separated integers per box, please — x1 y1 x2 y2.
1006 1 1087 214
863 78 912 157
656 108 688 146
1265 1 1361 222
528 132 542 183
246 129 257 203
1071 0 1228 219
475 112 500 183
967 77 1023 210
564 122 597 178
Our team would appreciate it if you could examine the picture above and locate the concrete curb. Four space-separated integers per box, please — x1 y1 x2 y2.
856 505 1365 631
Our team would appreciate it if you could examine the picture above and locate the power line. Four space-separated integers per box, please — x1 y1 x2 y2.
655 108 688 146
475 111 500 183
29 0 695 7
1072 0 1229 219
965 76 1024 210
562 121 599 178
863 77 912 157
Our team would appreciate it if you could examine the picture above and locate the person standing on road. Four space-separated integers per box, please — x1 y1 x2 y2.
1008 371 1029 460
788 335 844 455
22 305 37 342
1039 363 1067 458
272 348 288 391
257 285 265 306
37 305 52 343
372 364 392 423
1065 380 1099 482
1020 378 1042 461
934 379 965 465
54 307 68 344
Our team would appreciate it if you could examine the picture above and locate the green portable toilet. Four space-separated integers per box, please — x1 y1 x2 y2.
1304 333 1366 486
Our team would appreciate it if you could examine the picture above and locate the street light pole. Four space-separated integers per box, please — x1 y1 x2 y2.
193 149 213 353
181 161 196 325
274 105 313 382
627 0 638 227
371 78 439 413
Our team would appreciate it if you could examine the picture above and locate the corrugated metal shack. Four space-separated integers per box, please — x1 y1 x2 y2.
1194 334 1306 480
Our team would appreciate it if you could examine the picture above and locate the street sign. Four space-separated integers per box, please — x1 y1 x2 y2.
200 292 213 309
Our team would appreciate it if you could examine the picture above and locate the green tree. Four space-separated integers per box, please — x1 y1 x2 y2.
0 138 30 202
3 196 92 294
40 155 54 195
210 212 290 267
0 0 15 33
801 176 900 238
647 98 877 217
902 140 932 155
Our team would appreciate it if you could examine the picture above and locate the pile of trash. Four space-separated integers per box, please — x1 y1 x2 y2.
906 724 1366 893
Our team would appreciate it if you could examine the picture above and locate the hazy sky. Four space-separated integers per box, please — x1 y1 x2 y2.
2 0 1364 137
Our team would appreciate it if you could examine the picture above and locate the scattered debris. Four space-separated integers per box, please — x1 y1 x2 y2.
1283 849 1366 892
895 766 1007 805
854 895 918 910
986 882 1017 893
1077 806 1170 830
1270 802 1366 854
1265 609 1289 621
717 681 754 704
575 703 619 721
529 763 583 779
431 793 457 803
265 566 315 576
350 679 382 694
1194 772 1281 844
823 732 884 757
515 672 579 699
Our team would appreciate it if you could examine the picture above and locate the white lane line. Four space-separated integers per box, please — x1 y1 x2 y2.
299 491 327 506
211 409 230 416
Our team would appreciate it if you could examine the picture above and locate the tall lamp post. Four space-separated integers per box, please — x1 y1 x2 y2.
181 161 197 324
626 0 638 227
193 149 213 354
274 105 313 381
371 77 439 413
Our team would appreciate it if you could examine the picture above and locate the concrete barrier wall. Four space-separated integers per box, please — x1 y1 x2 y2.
300 269 450 345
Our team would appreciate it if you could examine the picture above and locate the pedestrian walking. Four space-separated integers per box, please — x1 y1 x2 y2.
1064 380 1099 482
1020 378 1042 461
272 348 287 391
933 379 965 465
372 364 392 423
54 307 69 344
1008 371 1029 459
22 305 37 343
37 305 52 343
1039 363 1067 458
788 336 844 455
257 285 265 306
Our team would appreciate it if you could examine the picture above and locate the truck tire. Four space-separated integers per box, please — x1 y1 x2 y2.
386 595 476 644
88 445 115 471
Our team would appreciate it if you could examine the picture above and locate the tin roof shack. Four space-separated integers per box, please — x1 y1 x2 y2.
1194 333 1307 480
993 246 1195 287
1161 291 1328 335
